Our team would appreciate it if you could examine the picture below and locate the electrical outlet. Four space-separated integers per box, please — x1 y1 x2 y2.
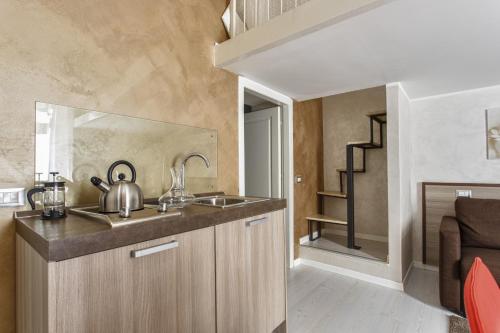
0 187 25 207
455 189 472 198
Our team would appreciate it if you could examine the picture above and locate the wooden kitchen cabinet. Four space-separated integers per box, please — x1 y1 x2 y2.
215 210 287 333
17 207 287 333
17 227 216 333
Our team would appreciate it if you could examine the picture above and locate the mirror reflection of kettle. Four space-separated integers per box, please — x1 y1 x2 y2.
90 160 144 214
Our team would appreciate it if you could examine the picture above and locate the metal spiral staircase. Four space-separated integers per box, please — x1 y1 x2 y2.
307 111 387 249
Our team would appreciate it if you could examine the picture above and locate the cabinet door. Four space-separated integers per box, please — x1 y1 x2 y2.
216 210 286 333
53 227 215 333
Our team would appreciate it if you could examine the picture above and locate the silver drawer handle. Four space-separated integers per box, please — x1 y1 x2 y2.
246 217 268 227
130 240 178 258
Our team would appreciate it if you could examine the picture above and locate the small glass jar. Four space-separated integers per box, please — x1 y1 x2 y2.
159 188 194 209
158 167 195 209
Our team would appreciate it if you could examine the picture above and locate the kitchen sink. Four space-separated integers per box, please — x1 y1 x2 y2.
193 195 269 208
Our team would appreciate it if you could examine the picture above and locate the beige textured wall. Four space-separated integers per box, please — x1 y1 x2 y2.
0 1 237 331
322 86 388 238
293 99 323 258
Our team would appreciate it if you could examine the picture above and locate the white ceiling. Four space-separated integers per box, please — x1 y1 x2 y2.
224 0 500 100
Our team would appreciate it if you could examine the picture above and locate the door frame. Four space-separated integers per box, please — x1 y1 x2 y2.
238 76 294 268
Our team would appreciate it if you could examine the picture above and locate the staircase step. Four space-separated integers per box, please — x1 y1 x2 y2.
366 111 387 117
347 141 371 145
306 214 347 225
317 191 347 198
336 168 364 173
347 141 381 148
366 111 387 123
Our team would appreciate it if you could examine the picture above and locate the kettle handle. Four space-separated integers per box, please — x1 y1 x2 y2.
107 160 137 185
26 187 45 210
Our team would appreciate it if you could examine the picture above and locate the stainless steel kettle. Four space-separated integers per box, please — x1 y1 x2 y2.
90 160 144 213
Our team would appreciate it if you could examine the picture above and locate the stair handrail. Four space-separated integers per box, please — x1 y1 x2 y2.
226 0 311 38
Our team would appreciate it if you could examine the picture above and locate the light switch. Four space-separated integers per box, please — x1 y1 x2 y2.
0 187 25 207
295 175 303 184
455 189 472 198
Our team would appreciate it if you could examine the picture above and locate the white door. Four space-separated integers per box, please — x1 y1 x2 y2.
244 107 281 198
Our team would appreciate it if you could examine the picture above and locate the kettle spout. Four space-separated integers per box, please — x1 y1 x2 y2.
91 177 111 193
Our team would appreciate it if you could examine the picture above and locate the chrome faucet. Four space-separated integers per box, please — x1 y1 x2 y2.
179 153 210 191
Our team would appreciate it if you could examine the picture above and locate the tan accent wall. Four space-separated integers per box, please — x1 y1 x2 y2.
322 86 388 238
0 1 236 331
293 99 324 258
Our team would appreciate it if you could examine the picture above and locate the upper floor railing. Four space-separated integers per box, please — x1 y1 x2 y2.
224 0 311 38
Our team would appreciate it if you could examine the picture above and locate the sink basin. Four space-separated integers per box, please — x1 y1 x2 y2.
196 197 245 206
193 195 269 208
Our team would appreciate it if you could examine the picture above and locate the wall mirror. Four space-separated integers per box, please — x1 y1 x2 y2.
35 102 217 206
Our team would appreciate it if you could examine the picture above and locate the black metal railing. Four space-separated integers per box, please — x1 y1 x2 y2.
344 113 386 249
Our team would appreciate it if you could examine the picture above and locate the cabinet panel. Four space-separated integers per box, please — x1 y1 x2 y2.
216 210 286 333
53 227 215 333
16 235 55 333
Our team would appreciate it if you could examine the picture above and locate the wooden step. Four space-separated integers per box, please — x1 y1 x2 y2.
366 111 387 123
366 111 386 117
346 141 381 148
317 191 347 198
347 141 371 145
336 168 364 173
306 214 347 225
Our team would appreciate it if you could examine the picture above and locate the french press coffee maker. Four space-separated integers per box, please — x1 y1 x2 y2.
27 172 67 219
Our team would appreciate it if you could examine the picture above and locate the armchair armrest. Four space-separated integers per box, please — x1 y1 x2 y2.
439 216 462 312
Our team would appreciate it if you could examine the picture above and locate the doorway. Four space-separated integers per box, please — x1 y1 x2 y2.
244 103 281 198
238 77 294 267
299 86 389 263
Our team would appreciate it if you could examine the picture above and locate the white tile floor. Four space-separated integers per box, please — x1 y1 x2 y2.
287 264 454 333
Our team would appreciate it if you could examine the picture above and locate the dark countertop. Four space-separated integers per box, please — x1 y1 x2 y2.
15 197 286 262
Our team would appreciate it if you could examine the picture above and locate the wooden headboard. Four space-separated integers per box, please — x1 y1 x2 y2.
422 182 500 266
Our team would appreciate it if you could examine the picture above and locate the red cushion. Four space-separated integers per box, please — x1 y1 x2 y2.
464 257 500 333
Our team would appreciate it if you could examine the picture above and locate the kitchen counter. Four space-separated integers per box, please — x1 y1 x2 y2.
15 197 286 262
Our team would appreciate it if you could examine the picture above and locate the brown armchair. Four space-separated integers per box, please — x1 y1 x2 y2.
439 197 500 313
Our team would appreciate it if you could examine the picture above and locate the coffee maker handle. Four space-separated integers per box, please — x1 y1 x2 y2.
26 187 45 210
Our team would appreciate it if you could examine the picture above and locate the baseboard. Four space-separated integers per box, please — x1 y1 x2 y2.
299 232 318 244
293 258 302 267
402 261 414 288
326 229 388 243
299 230 387 245
297 258 404 291
413 261 439 272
